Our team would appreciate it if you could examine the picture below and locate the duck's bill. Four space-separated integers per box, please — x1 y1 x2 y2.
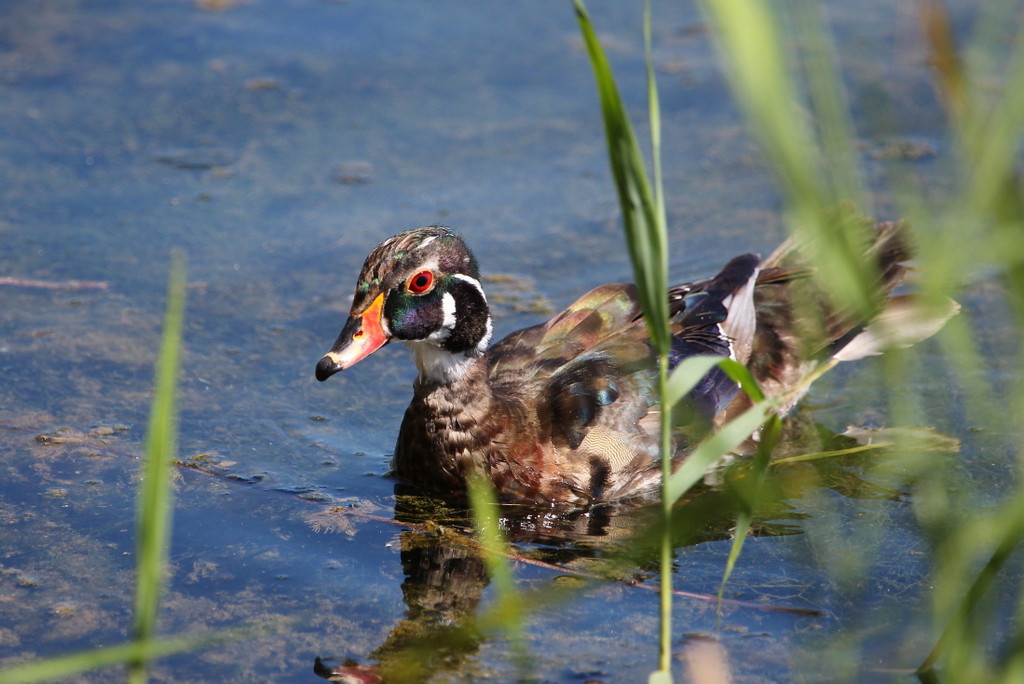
315 293 389 381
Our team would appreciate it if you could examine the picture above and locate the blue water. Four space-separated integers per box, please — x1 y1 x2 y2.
0 1 1016 682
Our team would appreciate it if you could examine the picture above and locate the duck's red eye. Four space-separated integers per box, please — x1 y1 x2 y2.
406 270 434 294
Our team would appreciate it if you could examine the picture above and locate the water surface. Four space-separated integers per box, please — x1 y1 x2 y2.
0 1 1017 682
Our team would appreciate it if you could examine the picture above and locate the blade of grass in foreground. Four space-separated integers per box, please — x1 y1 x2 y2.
705 358 779 615
917 501 1024 676
0 620 286 684
573 0 668 351
130 250 187 683
666 400 777 505
573 4 782 678
699 0 877 319
573 3 675 679
0 253 191 683
467 474 530 674
716 415 780 616
641 6 675 681
0 633 212 684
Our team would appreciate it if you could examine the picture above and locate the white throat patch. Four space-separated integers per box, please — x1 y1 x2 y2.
405 340 477 384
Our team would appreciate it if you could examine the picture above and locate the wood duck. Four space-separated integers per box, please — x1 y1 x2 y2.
315 223 945 507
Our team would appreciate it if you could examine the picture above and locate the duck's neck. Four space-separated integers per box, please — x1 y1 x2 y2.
405 339 486 387
395 346 499 491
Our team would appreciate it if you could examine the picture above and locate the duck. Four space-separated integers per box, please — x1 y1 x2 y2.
315 222 946 507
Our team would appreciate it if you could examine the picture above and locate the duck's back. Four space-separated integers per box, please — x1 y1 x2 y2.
481 258 762 504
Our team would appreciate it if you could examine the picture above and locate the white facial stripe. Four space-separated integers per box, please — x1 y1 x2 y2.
449 273 492 352
415 235 438 251
441 291 457 328
426 292 457 343
477 315 493 354
450 273 487 302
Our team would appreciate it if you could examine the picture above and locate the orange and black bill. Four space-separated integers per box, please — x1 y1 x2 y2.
315 293 388 381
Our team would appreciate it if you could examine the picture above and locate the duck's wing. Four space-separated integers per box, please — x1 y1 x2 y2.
486 282 644 378
488 260 762 503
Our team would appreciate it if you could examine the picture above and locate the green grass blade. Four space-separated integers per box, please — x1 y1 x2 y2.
910 10 1024 675
716 415 781 616
790 0 868 211
0 633 212 684
0 620 282 684
665 356 767 411
574 0 669 352
770 443 886 464
644 0 667 236
918 502 1024 674
664 355 725 409
0 251 287 682
575 2 677 676
716 357 767 404
131 250 187 681
466 474 528 669
666 399 777 504
699 0 876 318
641 3 675 675
961 27 1024 221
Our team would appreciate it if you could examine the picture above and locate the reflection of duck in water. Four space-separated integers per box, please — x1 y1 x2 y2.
313 415 950 683
315 522 487 684
315 221 954 508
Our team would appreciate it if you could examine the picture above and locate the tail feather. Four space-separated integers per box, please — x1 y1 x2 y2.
832 294 960 362
738 218 950 415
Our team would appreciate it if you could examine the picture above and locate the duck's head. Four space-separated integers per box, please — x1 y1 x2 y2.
315 226 493 384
